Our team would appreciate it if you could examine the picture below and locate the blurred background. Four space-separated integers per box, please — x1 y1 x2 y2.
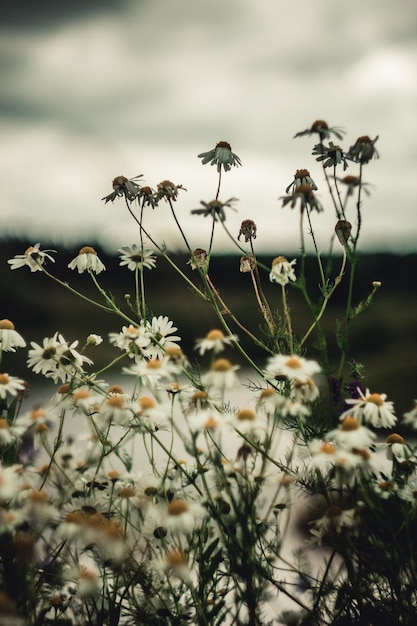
1 1 417 418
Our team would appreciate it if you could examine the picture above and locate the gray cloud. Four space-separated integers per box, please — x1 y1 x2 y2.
1 0 416 253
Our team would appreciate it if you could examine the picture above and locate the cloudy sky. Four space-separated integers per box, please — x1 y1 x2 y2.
1 0 416 255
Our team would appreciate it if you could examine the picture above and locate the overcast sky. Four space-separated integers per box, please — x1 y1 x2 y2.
1 0 417 255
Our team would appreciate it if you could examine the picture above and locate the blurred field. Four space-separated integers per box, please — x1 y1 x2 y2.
1 239 417 418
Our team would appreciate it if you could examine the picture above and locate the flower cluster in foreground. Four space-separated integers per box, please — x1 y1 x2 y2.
2 123 416 626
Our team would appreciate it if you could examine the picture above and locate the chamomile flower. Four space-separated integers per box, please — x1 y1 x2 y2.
198 141 242 172
285 169 318 194
191 197 238 222
27 333 93 383
118 245 157 271
146 315 181 359
0 319 26 352
264 354 321 384
109 325 152 358
202 358 239 392
123 358 170 387
68 246 106 274
8 243 55 272
269 256 297 286
195 329 238 355
165 498 207 534
294 119 345 142
281 184 323 213
312 142 348 170
155 180 185 202
0 373 25 399
340 388 397 429
326 416 376 450
346 135 379 164
101 174 143 203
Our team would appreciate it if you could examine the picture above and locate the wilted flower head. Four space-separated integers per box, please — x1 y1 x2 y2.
198 140 242 172
101 175 142 203
118 245 157 271
335 174 371 196
281 184 323 213
0 319 26 352
335 220 352 247
238 219 257 242
269 256 297 286
312 142 348 170
8 243 55 272
285 169 318 194
68 246 106 274
191 197 237 222
188 248 208 271
155 180 185 202
240 254 256 273
347 135 379 164
294 120 345 142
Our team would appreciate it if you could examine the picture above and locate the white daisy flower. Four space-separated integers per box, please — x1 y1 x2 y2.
165 498 207 534
68 246 106 274
326 416 376 450
109 324 152 358
231 408 267 441
146 315 181 359
198 140 241 173
118 244 157 271
195 329 238 355
123 358 170 387
269 256 297 286
264 354 321 383
0 373 25 399
202 358 239 393
403 400 417 429
7 243 55 272
27 333 93 382
86 334 103 346
340 388 397 429
0 319 26 352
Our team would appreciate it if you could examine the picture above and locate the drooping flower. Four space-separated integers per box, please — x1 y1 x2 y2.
0 319 26 352
285 169 318 194
265 354 321 384
335 174 371 196
101 175 143 203
269 256 297 286
188 248 208 271
202 358 239 392
346 135 379 164
281 184 323 213
191 198 238 222
118 245 156 271
326 416 376 450
238 219 257 242
339 388 397 429
312 142 348 170
195 329 238 355
146 316 181 359
68 246 106 274
0 373 25 399
8 243 55 272
198 141 242 172
155 180 185 203
294 120 345 142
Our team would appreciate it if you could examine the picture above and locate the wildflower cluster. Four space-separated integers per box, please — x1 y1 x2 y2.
2 123 417 626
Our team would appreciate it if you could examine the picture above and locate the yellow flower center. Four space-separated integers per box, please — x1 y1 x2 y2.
285 356 302 369
295 169 310 179
340 416 360 431
311 119 329 131
0 419 9 430
206 329 225 341
320 442 336 455
146 359 162 370
119 486 135 499
106 396 124 408
79 246 97 255
237 409 256 422
168 499 189 516
366 393 384 407
212 359 233 372
139 396 156 410
0 319 15 330
386 433 404 445
272 256 287 266
108 385 124 395
0 374 10 385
